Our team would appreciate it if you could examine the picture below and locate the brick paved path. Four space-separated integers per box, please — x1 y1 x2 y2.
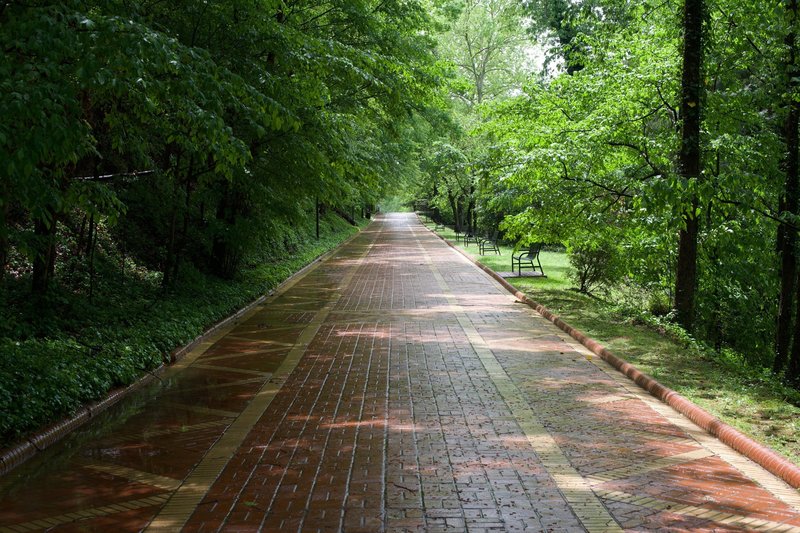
2 213 800 532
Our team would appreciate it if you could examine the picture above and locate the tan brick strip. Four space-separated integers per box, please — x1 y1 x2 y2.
162 402 239 419
145 229 378 532
87 419 231 447
188 363 271 376
77 461 182 491
0 494 169 533
145 322 325 531
414 228 623 533
587 448 714 484
198 347 289 363
424 218 800 491
595 489 800 532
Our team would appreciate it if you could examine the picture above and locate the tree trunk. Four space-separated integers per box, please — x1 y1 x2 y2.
0 201 8 282
162 201 179 289
86 212 95 258
788 343 800 384
787 274 800 382
674 0 704 331
211 185 234 278
788 254 800 383
88 214 96 301
31 211 57 294
675 214 698 329
172 202 189 285
211 219 228 276
171 169 195 286
447 193 459 231
464 198 472 234
77 213 88 257
470 197 477 234
120 225 125 284
211 184 248 279
332 205 356 226
776 0 800 374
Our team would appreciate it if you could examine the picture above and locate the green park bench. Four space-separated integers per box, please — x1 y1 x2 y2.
512 242 544 275
478 230 500 255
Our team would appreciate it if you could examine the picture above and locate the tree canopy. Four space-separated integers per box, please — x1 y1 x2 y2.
1 0 442 287
5 0 800 386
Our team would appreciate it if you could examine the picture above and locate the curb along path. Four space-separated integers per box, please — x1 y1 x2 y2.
0 213 799 532
431 224 800 491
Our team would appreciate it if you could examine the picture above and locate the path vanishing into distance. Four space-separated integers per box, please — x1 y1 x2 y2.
2 213 800 532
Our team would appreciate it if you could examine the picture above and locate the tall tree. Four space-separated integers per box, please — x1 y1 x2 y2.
436 0 530 106
782 0 800 383
524 0 632 74
674 0 705 331
776 0 800 373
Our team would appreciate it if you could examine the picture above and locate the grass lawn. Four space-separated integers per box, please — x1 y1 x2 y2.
425 221 800 468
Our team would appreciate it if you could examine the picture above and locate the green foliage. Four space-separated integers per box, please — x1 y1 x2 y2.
0 0 447 441
1 0 441 287
0 339 123 438
566 234 623 295
0 212 360 445
456 0 794 374
432 0 530 105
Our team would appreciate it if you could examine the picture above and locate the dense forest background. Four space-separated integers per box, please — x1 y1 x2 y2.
2 0 800 443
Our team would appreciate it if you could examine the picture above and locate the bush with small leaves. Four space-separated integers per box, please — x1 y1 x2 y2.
567 236 624 295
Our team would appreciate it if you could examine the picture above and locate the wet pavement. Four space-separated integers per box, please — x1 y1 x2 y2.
1 213 800 532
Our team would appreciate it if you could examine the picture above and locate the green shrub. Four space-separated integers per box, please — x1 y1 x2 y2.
567 236 624 294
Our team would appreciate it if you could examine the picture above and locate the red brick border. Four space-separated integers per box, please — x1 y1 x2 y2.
0 228 363 477
425 220 800 490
